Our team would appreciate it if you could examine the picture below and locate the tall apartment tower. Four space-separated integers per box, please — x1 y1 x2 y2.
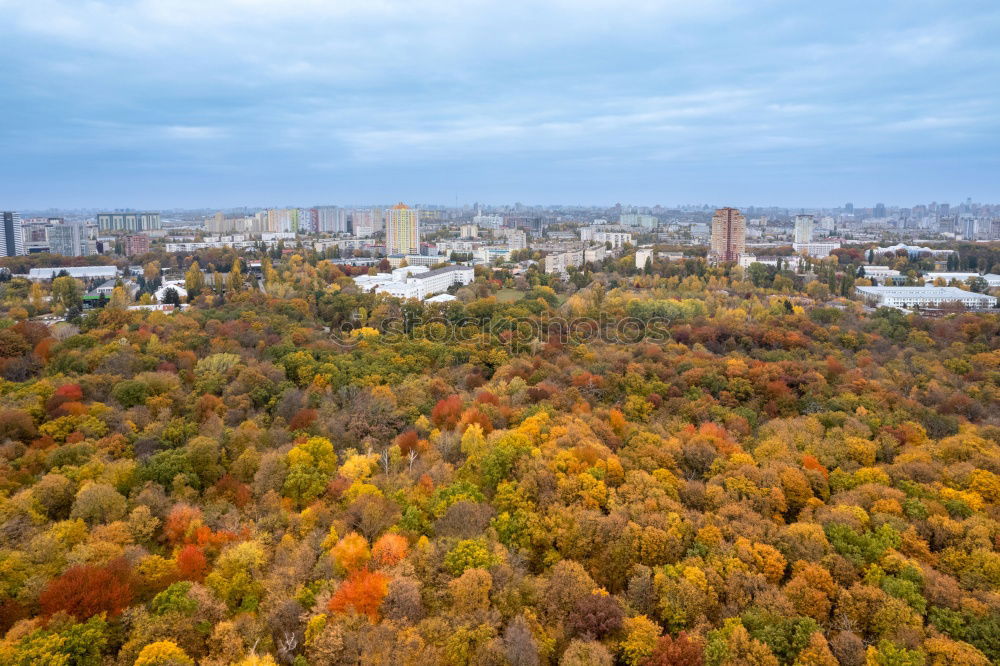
385 202 420 255
1 212 26 257
709 207 746 264
48 221 91 257
794 214 815 244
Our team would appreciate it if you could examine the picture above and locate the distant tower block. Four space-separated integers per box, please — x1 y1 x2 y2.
709 207 746 263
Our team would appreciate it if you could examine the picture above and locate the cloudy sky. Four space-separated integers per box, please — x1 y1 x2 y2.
1 0 998 209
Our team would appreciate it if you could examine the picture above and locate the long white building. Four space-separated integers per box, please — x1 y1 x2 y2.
28 266 118 281
354 265 474 300
923 272 1000 288
855 286 997 310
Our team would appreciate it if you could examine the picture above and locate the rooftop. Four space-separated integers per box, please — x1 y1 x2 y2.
28 266 118 279
856 286 992 298
409 265 474 280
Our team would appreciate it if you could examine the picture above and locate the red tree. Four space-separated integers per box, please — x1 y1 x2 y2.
176 544 208 582
328 570 389 621
39 558 133 619
431 395 463 429
644 632 705 666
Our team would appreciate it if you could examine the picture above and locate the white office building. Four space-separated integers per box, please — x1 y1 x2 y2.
353 265 474 300
855 286 997 310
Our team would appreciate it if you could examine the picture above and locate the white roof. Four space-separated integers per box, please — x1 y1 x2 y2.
29 266 118 279
856 286 993 299
425 293 457 303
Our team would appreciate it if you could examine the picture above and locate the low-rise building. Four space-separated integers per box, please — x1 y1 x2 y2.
922 272 1000 288
353 265 474 300
855 286 997 310
580 227 632 248
793 241 841 258
860 266 901 279
544 249 583 274
28 266 118 281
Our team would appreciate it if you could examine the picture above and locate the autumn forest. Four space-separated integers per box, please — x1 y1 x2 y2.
1 247 999 666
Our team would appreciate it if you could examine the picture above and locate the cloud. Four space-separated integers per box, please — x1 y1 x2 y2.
0 0 998 206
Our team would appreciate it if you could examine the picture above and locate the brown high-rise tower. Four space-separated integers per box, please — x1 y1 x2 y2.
709 207 746 263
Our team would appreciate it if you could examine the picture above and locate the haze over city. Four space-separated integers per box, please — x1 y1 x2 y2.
2 0 999 208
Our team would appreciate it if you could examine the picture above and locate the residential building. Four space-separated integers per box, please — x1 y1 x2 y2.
47 221 91 257
793 214 814 244
507 230 527 251
299 208 319 234
460 224 479 239
709 207 746 263
583 246 606 263
385 203 421 255
266 209 294 233
619 213 658 228
544 249 584 274
351 209 382 238
636 248 655 269
1 211 26 257
123 234 151 256
472 212 504 229
793 241 841 258
855 286 996 310
581 228 632 248
97 212 161 232
317 207 349 233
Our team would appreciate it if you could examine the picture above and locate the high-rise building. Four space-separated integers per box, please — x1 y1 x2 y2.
874 203 887 219
317 207 349 233
350 209 382 237
1 211 26 257
298 208 319 234
709 207 746 264
97 212 161 232
793 214 814 244
48 221 91 257
385 203 421 255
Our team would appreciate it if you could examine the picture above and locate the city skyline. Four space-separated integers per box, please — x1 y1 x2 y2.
2 1 999 208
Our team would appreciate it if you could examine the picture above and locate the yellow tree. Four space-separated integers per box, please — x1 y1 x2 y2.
228 257 243 293
184 261 205 297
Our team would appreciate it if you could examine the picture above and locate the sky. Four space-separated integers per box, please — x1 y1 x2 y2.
1 0 999 209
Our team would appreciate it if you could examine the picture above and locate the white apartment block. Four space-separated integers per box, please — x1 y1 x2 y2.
855 286 997 310
793 241 841 258
619 213 658 228
544 249 584 274
580 227 632 248
472 213 504 229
